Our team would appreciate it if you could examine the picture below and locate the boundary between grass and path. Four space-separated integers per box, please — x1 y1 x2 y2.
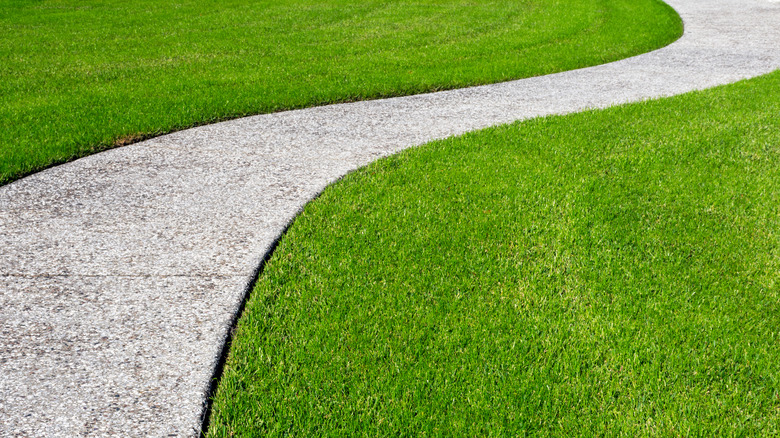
198 220 291 435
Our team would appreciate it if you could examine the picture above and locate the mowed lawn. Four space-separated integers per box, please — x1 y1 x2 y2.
0 0 682 185
209 70 780 436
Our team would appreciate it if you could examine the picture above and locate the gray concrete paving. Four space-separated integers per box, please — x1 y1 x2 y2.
1 0 779 435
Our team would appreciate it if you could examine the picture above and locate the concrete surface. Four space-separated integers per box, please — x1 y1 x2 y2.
1 0 779 435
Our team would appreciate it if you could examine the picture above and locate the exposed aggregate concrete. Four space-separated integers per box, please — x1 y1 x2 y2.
1 0 779 435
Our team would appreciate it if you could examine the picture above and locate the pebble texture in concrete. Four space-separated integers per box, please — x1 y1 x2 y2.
1 0 779 435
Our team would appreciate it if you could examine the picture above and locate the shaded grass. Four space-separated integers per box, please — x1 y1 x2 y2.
208 70 780 436
0 0 681 185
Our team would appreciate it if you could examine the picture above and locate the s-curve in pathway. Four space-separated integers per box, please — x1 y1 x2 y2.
1 0 779 435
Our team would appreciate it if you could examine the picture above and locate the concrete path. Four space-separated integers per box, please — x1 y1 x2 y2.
1 0 779 435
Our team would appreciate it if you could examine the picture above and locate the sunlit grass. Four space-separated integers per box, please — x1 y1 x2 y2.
209 71 780 436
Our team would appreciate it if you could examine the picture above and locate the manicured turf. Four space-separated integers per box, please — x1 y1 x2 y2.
0 0 681 185
208 70 780 436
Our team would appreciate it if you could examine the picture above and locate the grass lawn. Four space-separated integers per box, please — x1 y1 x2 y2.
0 0 681 185
208 70 780 436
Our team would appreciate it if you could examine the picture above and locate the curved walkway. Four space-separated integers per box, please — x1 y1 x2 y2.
1 0 779 435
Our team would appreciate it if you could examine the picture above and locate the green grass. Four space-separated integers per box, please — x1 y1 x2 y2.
208 70 780 436
0 0 681 185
